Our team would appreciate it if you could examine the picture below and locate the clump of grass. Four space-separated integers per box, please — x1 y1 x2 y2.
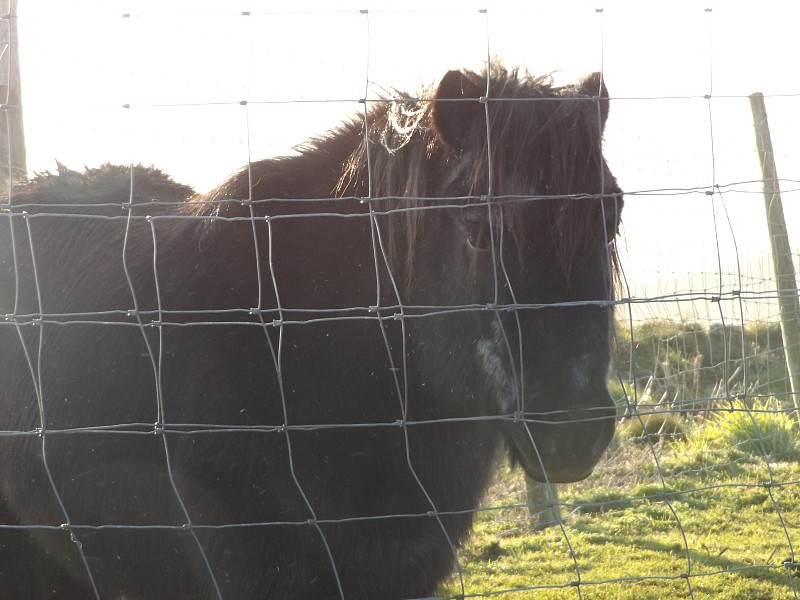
473 540 512 562
622 410 690 443
675 398 800 463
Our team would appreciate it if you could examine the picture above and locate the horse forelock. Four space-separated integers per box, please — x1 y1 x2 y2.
334 64 622 291
448 69 622 290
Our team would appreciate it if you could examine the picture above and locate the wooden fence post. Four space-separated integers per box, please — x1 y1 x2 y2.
525 476 560 529
749 92 800 419
0 0 27 189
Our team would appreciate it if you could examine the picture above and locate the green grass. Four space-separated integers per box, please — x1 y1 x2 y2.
699 399 800 462
435 405 800 599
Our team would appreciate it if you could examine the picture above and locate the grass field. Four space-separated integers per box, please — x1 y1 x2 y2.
439 401 800 599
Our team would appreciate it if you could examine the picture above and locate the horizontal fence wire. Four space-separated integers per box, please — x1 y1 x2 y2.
1 3 799 599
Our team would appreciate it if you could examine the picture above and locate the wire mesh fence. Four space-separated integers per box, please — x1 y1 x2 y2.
1 2 799 598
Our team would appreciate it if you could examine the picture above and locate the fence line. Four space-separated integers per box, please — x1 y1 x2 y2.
1 3 799 598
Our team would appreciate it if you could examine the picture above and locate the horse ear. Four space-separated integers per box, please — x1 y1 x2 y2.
577 72 610 131
431 70 485 149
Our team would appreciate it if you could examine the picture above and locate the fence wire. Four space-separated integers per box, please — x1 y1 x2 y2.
1 3 799 599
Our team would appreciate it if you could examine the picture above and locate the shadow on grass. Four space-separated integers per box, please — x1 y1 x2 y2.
569 520 796 591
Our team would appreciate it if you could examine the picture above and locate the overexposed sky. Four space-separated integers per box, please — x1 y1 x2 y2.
13 0 800 322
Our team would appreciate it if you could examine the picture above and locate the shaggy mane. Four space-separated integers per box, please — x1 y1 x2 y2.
181 63 622 288
334 64 623 285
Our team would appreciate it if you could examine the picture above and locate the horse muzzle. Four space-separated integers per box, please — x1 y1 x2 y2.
506 400 617 483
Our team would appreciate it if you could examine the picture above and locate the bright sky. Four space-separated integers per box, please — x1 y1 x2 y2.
14 0 800 323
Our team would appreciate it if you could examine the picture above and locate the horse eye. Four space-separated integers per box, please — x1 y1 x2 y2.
461 205 491 251
461 205 484 225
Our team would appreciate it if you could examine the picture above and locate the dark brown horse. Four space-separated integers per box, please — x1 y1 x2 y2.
0 64 623 598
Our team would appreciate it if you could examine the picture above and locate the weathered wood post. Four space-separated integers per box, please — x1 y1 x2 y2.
749 92 800 419
525 476 560 529
0 0 26 189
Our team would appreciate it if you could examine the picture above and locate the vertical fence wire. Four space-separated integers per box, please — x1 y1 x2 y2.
1 3 799 599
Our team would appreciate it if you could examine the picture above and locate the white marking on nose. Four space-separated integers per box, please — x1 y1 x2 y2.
476 339 517 412
476 339 508 386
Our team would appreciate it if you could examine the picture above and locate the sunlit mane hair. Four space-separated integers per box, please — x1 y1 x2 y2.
334 63 623 286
